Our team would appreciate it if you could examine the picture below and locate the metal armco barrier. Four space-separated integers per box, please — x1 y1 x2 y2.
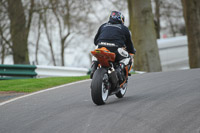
35 65 89 78
0 64 89 79
157 36 189 71
0 64 37 80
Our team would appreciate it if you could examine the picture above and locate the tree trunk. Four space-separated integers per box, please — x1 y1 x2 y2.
61 33 70 66
42 12 57 66
181 0 200 68
1 42 5 64
35 13 42 65
127 0 162 72
155 0 161 39
7 0 30 64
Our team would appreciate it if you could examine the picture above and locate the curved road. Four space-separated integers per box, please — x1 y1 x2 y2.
0 69 200 133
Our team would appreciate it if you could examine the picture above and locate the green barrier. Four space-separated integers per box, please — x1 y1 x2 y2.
0 64 37 80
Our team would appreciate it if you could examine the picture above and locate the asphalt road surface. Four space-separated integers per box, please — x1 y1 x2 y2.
1 69 200 133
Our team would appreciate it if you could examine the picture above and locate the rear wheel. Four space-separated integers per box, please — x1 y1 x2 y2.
91 68 109 105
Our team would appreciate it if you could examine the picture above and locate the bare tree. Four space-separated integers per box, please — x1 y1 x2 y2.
160 0 184 37
127 0 162 72
2 0 138 66
181 0 200 68
154 0 161 38
36 0 96 66
0 37 6 64
42 11 57 66
0 0 11 64
35 13 42 65
0 22 11 64
151 0 186 38
49 0 71 66
7 0 35 64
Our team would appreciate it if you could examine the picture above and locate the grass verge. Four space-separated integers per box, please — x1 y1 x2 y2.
0 76 90 93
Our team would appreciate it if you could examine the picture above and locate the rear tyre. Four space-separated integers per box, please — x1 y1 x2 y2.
91 68 109 105
115 81 127 98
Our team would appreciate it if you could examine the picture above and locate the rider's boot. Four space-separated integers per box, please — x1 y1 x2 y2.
116 63 125 84
90 61 98 79
116 83 121 91
120 63 125 81
120 63 125 71
116 67 123 83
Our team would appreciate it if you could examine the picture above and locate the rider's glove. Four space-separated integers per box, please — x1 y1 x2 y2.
129 53 134 59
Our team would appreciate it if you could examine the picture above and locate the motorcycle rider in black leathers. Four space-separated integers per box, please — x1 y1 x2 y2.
91 11 136 83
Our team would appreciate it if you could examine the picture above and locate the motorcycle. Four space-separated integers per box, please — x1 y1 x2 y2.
90 47 132 105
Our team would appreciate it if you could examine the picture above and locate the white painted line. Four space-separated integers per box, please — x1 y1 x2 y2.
0 79 91 106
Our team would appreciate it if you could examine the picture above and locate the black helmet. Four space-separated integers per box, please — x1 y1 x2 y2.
110 11 125 24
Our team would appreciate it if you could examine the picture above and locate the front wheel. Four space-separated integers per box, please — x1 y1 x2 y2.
91 68 109 105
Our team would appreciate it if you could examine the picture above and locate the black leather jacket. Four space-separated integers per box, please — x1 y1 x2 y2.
94 18 135 54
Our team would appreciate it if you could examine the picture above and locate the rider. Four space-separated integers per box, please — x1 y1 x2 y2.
90 11 136 81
